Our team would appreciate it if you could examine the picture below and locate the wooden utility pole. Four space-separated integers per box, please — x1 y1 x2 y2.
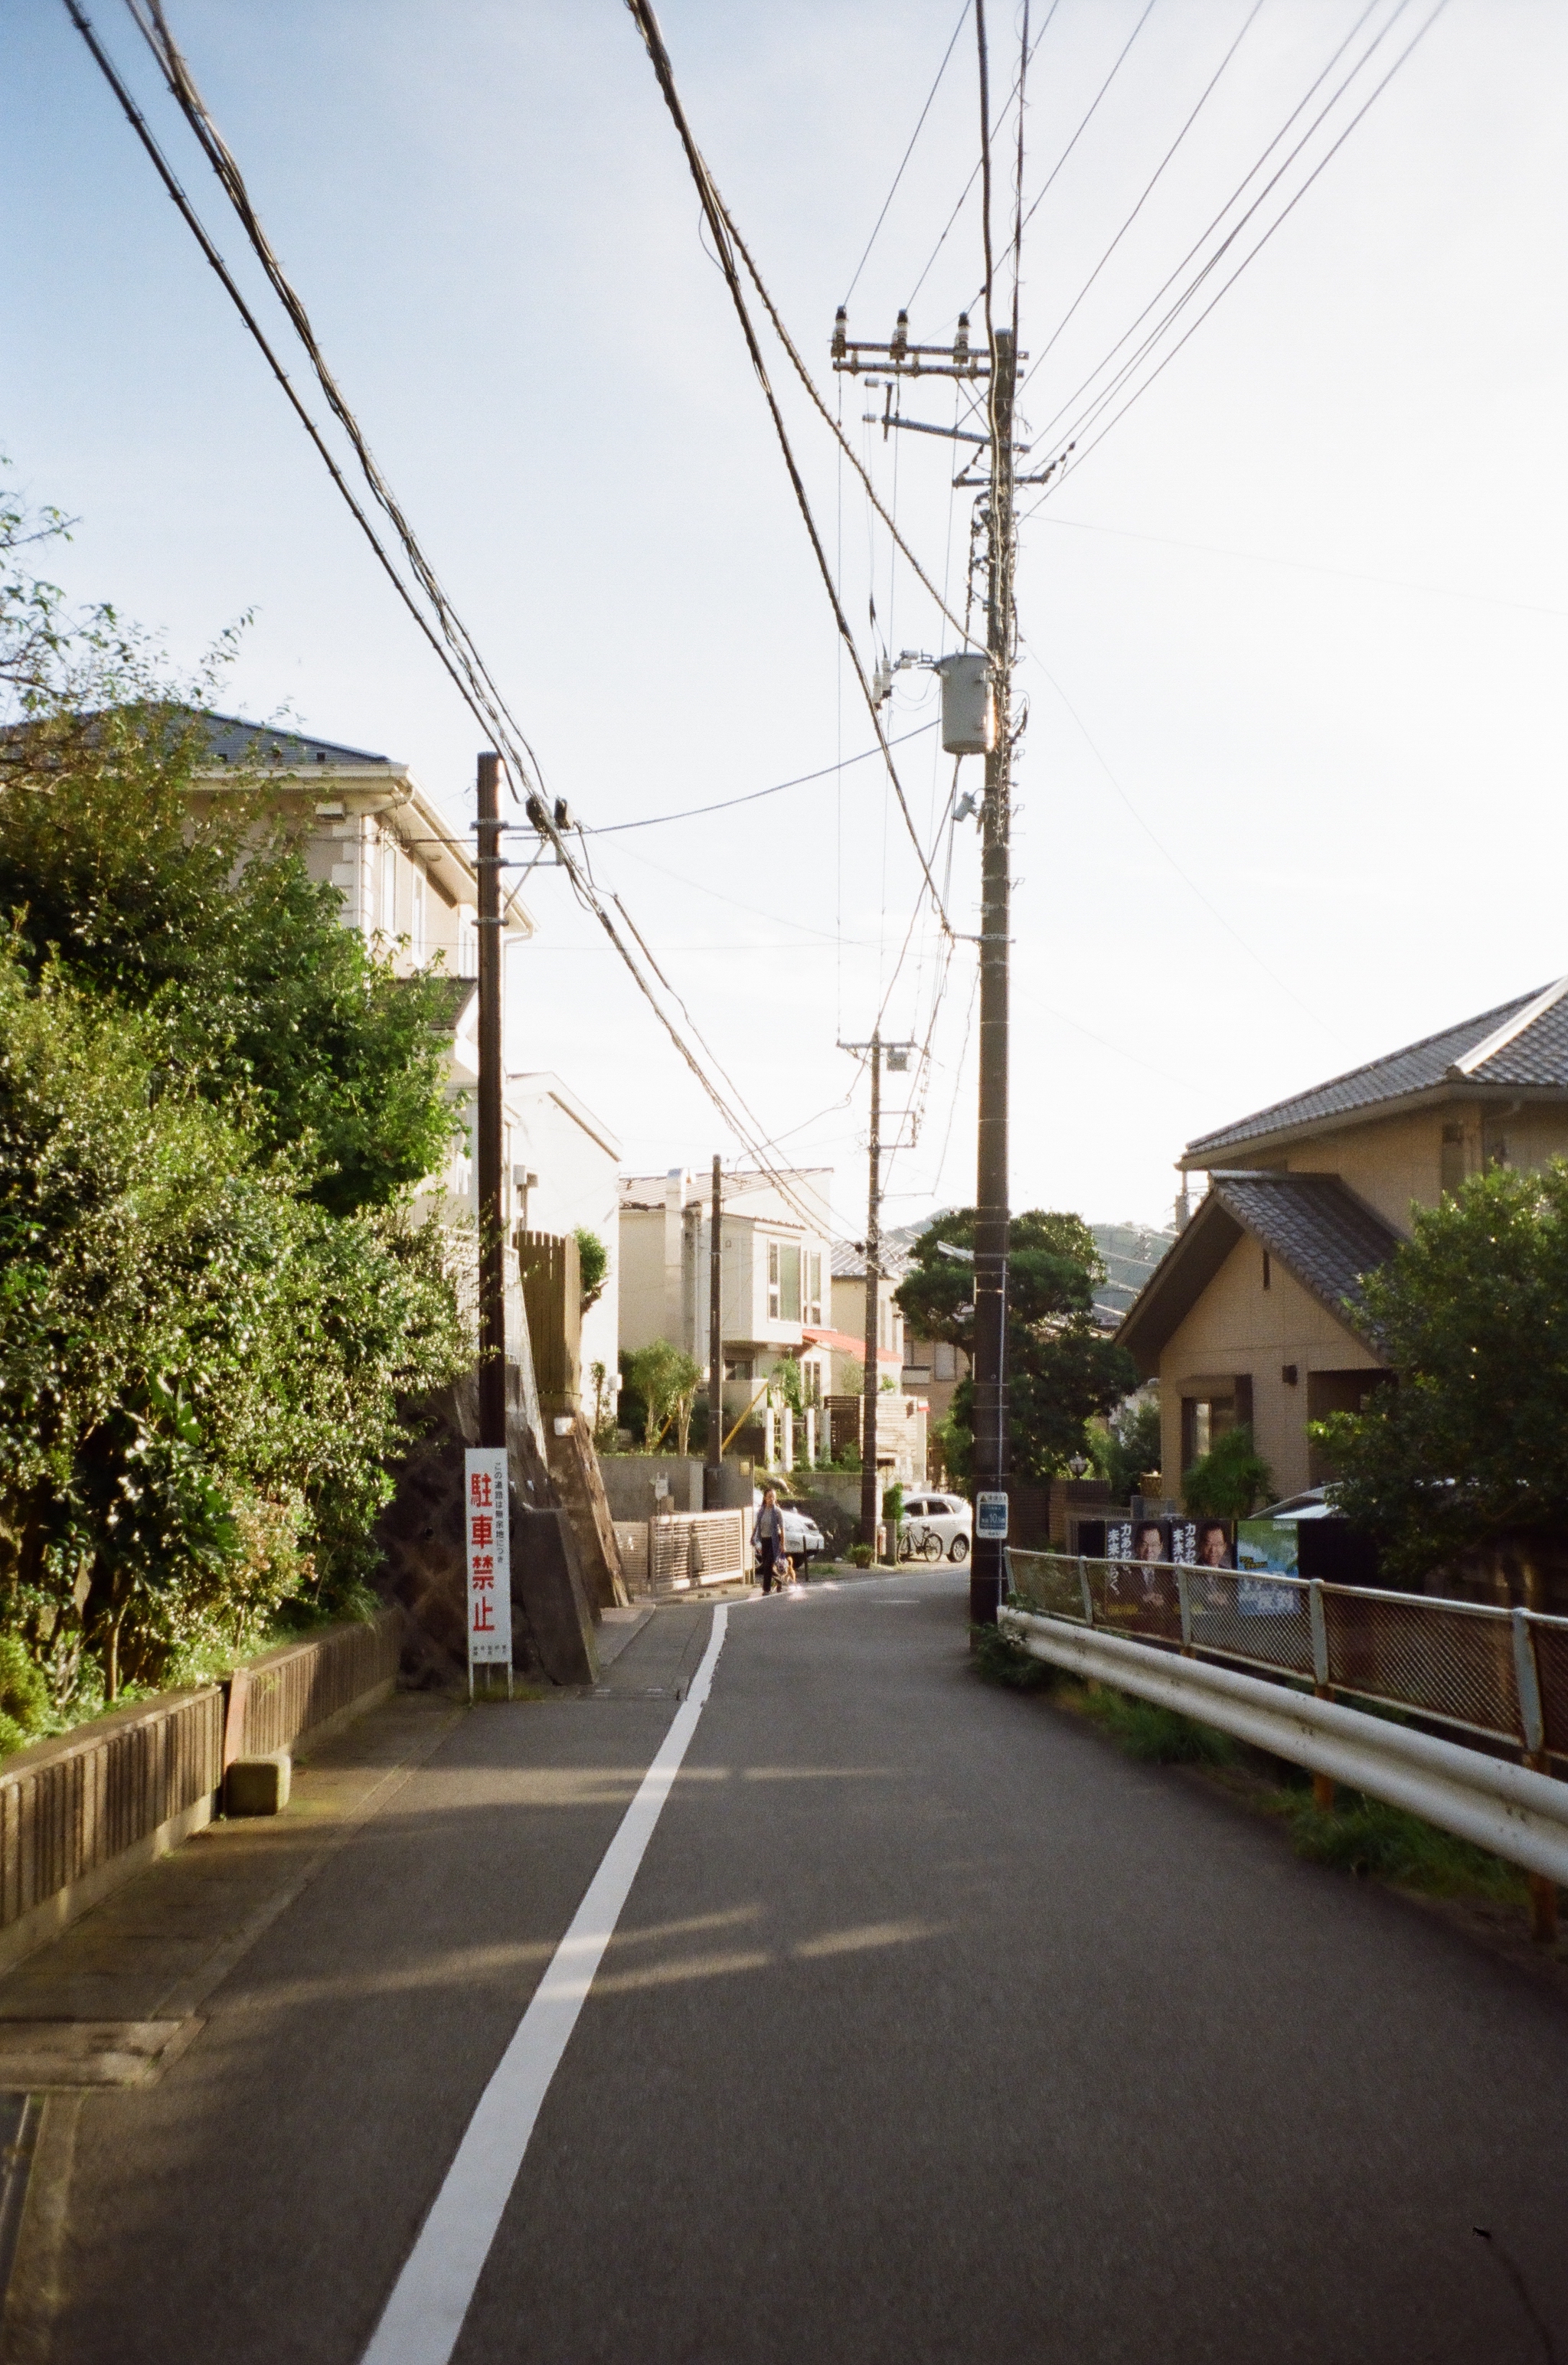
831 304 1027 1606
706 1153 724 1508
860 1034 882 1554
476 750 507 1451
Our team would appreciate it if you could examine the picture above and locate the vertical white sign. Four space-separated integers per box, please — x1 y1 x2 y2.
464 1448 512 1671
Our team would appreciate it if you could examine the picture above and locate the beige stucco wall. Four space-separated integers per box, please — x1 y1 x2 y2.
1213 1102 1568 1232
1159 1233 1379 1501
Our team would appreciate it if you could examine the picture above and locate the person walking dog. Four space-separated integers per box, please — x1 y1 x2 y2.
753 1488 788 1595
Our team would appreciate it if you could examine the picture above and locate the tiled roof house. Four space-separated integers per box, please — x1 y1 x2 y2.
1119 978 1568 1498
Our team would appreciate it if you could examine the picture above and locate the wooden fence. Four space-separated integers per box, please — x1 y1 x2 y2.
647 1511 750 1598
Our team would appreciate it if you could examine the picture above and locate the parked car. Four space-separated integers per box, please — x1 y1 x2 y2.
898 1491 972 1563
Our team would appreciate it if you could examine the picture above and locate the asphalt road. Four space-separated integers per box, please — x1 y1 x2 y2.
42 1570 1568 2363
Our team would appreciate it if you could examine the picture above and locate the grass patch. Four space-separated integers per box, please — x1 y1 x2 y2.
970 1622 1060 1691
1280 1789 1525 1900
1079 1686 1236 1766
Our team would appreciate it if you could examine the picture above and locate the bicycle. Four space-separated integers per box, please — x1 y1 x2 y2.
897 1524 944 1564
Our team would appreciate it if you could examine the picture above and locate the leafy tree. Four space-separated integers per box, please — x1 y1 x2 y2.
622 1340 701 1452
1181 1426 1274 1520
0 484 460 1217
0 941 466 1703
895 1209 1134 1484
0 474 469 1713
1088 1393 1163 1500
576 1228 609 1315
1314 1165 1568 1579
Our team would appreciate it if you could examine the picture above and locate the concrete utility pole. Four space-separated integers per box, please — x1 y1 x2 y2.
706 1153 724 1508
861 1034 882 1554
831 304 1037 1616
837 1031 916 1555
970 323 1016 1627
475 750 506 1452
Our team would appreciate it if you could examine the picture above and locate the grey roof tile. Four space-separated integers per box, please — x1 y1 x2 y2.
198 713 392 766
1187 985 1560 1157
1210 1173 1401 1333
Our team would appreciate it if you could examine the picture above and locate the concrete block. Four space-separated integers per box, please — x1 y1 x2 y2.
225 1753 292 1816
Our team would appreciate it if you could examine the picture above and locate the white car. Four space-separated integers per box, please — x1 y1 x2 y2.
898 1492 972 1563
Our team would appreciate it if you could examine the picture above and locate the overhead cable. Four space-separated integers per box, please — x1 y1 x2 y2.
623 0 955 942
59 0 521 772
842 0 971 306
905 0 1062 312
1027 0 1269 382
126 0 549 802
586 720 937 835
1050 0 1455 479
74 2 842 1234
1021 0 1394 421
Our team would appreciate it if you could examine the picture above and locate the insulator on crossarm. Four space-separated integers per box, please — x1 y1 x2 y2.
953 312 969 363
892 309 909 358
832 306 847 360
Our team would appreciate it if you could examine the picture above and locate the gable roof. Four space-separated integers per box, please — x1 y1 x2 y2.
1185 977 1568 1164
199 714 392 766
1118 1172 1402 1377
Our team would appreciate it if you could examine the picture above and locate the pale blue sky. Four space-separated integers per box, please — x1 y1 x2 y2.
2 0 1563 1233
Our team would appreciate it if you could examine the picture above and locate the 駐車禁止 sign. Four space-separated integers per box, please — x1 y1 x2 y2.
464 1448 513 1674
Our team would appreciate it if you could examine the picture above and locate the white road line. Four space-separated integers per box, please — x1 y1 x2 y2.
361 1606 730 2365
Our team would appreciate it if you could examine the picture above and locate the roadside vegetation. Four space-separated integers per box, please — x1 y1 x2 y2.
972 1626 1529 1909
1314 1163 1568 1579
0 474 471 1737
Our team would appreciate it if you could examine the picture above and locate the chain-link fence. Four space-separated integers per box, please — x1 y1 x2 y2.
1008 1550 1568 1757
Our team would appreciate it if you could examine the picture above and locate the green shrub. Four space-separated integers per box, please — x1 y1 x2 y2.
1282 1789 1524 1897
1082 1686 1236 1766
0 1637 51 1756
882 1483 904 1530
971 1622 1057 1690
847 1542 874 1568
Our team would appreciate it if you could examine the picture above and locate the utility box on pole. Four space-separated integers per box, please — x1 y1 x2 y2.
934 652 995 756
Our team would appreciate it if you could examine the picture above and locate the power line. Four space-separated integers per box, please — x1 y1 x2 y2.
125 0 548 803
585 720 936 835
1026 0 1269 384
624 0 956 942
842 0 971 306
74 3 845 1240
1050 0 1455 479
905 0 1063 312
1021 0 1396 428
1004 0 1161 276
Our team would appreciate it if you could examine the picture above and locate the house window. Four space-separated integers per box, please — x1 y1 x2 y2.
411 867 426 965
1483 1117 1510 1170
1440 1122 1465 1195
1262 1250 1271 1291
933 1341 958 1382
457 909 478 978
805 1251 822 1325
779 1243 801 1322
767 1241 780 1321
1182 1394 1236 1469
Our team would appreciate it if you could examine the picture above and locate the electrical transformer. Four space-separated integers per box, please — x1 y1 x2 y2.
933 652 995 756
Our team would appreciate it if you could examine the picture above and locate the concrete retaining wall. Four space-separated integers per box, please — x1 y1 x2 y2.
0 1610 401 1976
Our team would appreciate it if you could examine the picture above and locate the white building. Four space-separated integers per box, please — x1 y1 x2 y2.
619 1167 835 1463
192 718 619 1413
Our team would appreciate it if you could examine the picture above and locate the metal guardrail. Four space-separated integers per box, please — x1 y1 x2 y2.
1007 1550 1568 1760
998 1607 1568 1887
647 1511 750 1598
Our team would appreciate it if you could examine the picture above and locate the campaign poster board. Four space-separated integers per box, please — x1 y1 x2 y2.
1169 1517 1235 1570
1236 1517 1299 1577
464 1447 513 1681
